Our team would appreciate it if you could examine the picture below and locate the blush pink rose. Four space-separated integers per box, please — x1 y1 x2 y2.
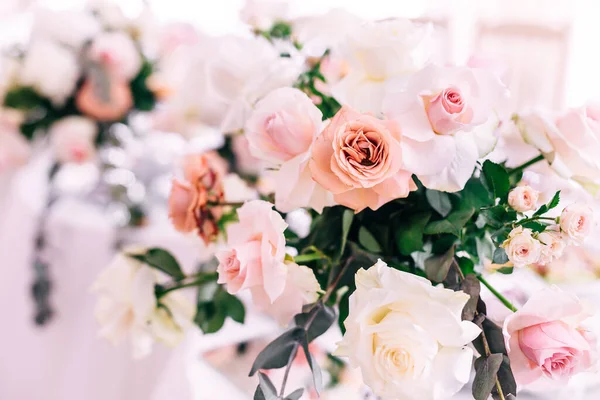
0 110 29 171
76 77 134 122
245 87 323 164
216 200 288 301
49 116 98 164
424 87 474 135
503 286 597 385
560 203 594 244
309 105 416 212
250 261 320 325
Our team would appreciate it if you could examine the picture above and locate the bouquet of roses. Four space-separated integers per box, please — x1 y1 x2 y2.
93 11 599 400
0 1 158 168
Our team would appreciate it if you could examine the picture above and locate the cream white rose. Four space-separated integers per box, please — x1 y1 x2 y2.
332 19 433 113
89 32 142 81
32 8 101 49
502 226 541 267
508 185 539 212
91 251 194 359
537 228 566 265
335 260 480 400
49 117 98 164
20 40 80 106
240 0 289 30
560 203 594 245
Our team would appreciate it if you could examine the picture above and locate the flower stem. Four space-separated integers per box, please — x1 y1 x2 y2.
279 343 299 397
514 216 557 227
294 252 327 263
208 201 245 207
509 154 545 175
477 275 518 312
158 272 218 297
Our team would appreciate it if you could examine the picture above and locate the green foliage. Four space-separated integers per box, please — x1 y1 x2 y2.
482 160 510 201
358 226 382 253
426 190 453 217
424 207 475 237
424 246 455 283
130 59 157 112
395 211 432 255
194 287 245 334
533 190 561 216
129 248 185 280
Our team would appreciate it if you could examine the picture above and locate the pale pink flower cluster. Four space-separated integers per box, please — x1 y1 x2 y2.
502 203 594 268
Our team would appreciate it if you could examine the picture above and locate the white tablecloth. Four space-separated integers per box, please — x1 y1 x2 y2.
0 158 205 400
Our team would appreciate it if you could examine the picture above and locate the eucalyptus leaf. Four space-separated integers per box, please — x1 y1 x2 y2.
284 388 304 400
358 226 382 253
339 209 354 258
473 354 503 400
426 190 453 217
257 372 278 400
253 386 266 400
424 246 455 283
299 334 323 393
492 355 517 400
294 305 336 342
492 248 509 265
250 328 305 376
460 275 480 321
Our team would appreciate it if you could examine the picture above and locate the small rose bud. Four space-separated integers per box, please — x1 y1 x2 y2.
508 185 539 212
502 226 542 267
560 203 594 245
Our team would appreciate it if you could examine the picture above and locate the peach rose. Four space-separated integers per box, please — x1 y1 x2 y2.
503 287 597 385
508 185 540 212
560 203 594 244
216 200 288 301
168 153 225 244
49 116 98 164
309 106 416 212
502 226 541 268
76 76 133 122
245 87 323 164
537 228 566 265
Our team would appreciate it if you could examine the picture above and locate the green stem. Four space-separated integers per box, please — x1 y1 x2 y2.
477 275 518 312
515 216 557 227
158 272 218 297
509 154 545 175
294 252 327 263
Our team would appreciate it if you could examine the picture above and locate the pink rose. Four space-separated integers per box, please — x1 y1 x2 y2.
231 134 265 176
250 261 320 325
88 32 142 81
76 77 134 122
560 203 594 244
245 87 322 164
216 200 288 301
309 105 416 212
49 116 98 164
168 153 225 244
383 64 508 192
537 228 566 265
508 185 540 212
503 287 597 385
467 54 510 85
0 110 29 171
424 87 474 135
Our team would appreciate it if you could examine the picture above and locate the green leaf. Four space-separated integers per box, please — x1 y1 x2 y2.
424 246 455 283
338 291 350 335
462 178 494 208
473 354 503 400
220 291 245 324
457 256 475 276
496 266 514 275
395 211 432 255
284 388 304 400
130 248 185 281
492 248 509 264
130 59 156 112
339 209 354 258
482 160 510 200
358 226 382 253
3 86 47 110
426 190 452 217
194 302 226 334
250 328 304 375
521 221 546 233
533 190 561 216
257 372 278 400
424 208 475 237
294 305 336 343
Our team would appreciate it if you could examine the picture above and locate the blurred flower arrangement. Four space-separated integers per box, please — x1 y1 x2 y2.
89 2 600 400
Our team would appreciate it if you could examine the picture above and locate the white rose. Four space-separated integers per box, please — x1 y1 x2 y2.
32 8 101 50
502 226 542 267
20 40 80 106
537 228 566 265
88 0 129 29
207 35 304 133
332 19 434 113
49 117 98 164
91 251 194 359
335 260 480 400
0 129 29 173
89 32 142 81
560 203 594 245
240 0 289 30
508 185 539 212
223 173 258 203
250 261 320 326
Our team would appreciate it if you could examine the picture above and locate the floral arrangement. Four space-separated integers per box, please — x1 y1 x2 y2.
92 7 600 400
0 2 158 168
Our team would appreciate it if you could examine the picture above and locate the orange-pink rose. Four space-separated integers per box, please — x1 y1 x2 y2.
76 77 133 122
309 106 416 212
